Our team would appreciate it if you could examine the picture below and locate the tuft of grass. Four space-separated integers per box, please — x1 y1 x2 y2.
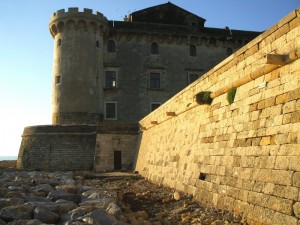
195 91 213 105
227 87 237 105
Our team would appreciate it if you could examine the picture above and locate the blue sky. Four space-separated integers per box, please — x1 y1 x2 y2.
0 0 299 156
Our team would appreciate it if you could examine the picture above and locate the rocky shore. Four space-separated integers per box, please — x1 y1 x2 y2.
0 165 244 224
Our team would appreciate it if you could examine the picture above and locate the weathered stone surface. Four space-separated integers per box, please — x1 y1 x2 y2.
293 202 300 219
0 204 34 221
0 198 24 210
55 200 78 214
82 209 126 225
33 207 60 224
48 190 81 204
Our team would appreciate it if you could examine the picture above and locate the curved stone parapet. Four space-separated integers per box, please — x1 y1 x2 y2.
49 8 108 38
17 125 97 171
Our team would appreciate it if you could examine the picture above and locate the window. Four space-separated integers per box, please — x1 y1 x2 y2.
150 102 161 112
96 40 100 48
105 102 117 120
57 38 62 47
188 74 199 84
55 75 61 84
150 42 158 54
107 40 115 52
105 71 117 88
227 47 233 56
190 45 196 56
149 73 160 89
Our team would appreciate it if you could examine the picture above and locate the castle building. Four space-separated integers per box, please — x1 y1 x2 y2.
18 2 260 171
49 2 260 125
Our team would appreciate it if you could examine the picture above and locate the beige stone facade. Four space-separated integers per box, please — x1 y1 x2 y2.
135 8 300 225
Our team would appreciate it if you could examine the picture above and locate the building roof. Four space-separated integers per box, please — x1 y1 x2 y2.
129 2 206 27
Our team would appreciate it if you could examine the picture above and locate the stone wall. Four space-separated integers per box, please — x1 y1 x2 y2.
94 123 139 172
17 125 96 171
135 8 300 225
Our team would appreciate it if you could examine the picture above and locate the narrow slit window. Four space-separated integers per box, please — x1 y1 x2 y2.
150 42 158 54
55 75 61 84
96 40 100 48
190 45 196 56
57 38 62 47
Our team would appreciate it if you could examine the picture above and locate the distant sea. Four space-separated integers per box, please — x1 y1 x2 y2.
0 156 18 161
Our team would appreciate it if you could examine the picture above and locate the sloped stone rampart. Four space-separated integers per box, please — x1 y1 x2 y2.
135 8 300 225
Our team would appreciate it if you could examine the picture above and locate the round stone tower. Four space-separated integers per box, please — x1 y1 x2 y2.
49 8 107 125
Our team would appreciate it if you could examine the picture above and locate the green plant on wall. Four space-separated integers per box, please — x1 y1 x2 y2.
227 87 237 105
195 91 213 105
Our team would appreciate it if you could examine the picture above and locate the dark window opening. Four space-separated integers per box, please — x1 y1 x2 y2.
105 102 117 119
151 42 158 54
105 71 117 88
114 151 122 170
199 172 206 181
188 74 199 84
149 73 160 89
190 45 196 57
107 40 115 52
57 38 62 47
96 40 100 48
227 47 233 56
150 103 161 112
55 75 61 84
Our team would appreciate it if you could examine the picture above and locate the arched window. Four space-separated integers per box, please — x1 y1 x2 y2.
107 40 115 52
150 42 158 54
227 47 233 56
190 45 196 57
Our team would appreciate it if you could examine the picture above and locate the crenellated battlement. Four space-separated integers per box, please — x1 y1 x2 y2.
49 8 108 37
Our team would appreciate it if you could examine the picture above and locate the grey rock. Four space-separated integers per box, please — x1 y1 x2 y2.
106 202 123 218
24 194 51 203
0 204 34 222
4 192 25 199
56 200 78 214
0 218 5 225
48 191 81 204
0 198 24 210
70 206 96 220
82 209 127 225
30 184 54 195
26 201 59 213
33 207 60 224
80 197 114 208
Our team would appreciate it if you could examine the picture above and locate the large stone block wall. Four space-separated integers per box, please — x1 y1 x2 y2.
135 9 300 225
17 125 96 171
94 123 139 172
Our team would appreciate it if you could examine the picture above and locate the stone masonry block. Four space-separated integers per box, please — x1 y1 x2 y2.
275 156 290 170
272 170 293 186
287 88 300 101
293 202 300 219
283 100 296 114
293 172 300 187
276 93 287 104
290 156 300 171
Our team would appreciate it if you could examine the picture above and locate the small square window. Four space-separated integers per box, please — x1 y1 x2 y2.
105 102 117 120
149 73 160 89
55 75 61 84
105 71 117 88
188 74 199 84
150 102 161 112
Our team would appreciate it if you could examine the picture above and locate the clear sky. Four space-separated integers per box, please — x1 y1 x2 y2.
0 0 299 156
